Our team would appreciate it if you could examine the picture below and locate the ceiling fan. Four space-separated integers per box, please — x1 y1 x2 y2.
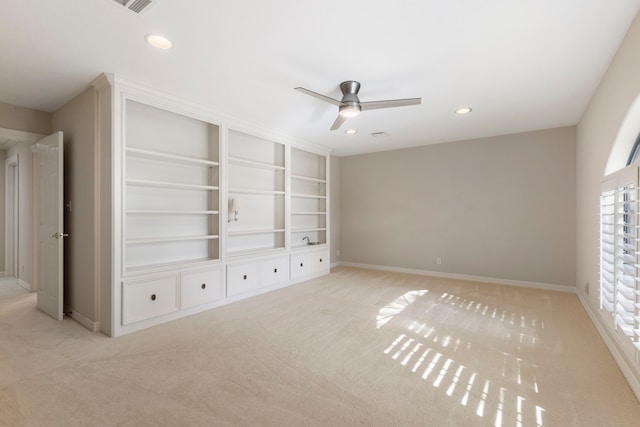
295 80 421 130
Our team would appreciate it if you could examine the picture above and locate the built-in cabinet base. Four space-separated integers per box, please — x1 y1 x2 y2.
113 247 329 336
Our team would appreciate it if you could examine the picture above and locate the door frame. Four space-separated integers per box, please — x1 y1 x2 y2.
5 154 18 281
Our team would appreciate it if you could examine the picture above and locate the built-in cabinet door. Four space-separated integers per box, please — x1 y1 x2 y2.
261 256 290 287
311 249 329 274
181 267 224 309
290 253 312 279
227 263 261 297
122 275 179 325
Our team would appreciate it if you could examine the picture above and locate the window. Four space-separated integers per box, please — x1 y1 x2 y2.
626 132 640 166
600 166 640 348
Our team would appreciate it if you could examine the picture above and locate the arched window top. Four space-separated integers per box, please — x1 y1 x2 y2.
626 132 640 166
605 92 640 175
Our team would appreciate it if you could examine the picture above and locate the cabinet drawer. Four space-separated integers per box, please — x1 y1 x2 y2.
312 249 330 274
227 262 260 297
123 275 178 325
290 253 312 279
181 267 223 309
261 256 290 287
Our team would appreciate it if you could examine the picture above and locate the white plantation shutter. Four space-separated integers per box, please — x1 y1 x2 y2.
615 181 637 337
600 166 640 349
600 187 615 313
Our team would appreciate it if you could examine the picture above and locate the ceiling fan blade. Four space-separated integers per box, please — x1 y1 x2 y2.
330 114 347 131
295 87 343 106
360 98 421 111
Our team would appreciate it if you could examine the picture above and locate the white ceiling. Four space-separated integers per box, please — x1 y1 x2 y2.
1 0 639 156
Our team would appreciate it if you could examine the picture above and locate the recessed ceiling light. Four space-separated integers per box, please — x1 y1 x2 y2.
345 129 358 135
145 34 173 50
455 107 472 114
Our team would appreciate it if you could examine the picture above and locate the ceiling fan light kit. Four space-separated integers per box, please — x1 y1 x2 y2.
339 104 361 118
295 80 421 131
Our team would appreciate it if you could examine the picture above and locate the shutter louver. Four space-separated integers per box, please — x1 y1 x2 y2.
615 183 638 337
601 168 640 350
601 189 616 314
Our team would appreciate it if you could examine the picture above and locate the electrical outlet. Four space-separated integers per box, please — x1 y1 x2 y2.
585 282 590 295
436 257 442 265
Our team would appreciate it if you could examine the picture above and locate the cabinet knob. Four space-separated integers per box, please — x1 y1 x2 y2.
150 294 157 301
243 274 247 280
274 268 278 273
300 263 304 267
201 283 206 290
320 258 323 263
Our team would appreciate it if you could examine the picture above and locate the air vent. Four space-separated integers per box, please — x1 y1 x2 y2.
371 132 390 138
111 0 155 14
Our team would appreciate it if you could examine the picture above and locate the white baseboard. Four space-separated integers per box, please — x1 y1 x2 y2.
17 278 31 291
575 292 640 401
336 262 575 293
0 271 6 277
65 306 100 332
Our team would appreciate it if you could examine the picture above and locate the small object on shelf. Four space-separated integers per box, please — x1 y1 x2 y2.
228 198 240 222
303 236 320 245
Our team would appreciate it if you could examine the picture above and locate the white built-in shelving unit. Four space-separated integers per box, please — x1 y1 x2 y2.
124 100 220 273
227 130 286 257
92 74 330 337
290 147 327 249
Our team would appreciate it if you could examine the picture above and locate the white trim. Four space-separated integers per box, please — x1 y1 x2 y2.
5 155 18 279
65 306 100 332
0 128 46 150
336 262 575 293
17 278 31 291
576 291 640 401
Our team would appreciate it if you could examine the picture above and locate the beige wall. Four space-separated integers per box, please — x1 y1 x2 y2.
340 126 576 287
52 87 98 323
0 102 51 135
330 156 340 264
0 149 5 271
576 12 640 387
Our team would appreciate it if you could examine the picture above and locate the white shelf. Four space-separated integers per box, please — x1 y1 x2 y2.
126 235 220 245
228 229 285 236
228 247 286 258
126 210 219 215
127 147 219 167
228 188 285 196
291 228 327 233
126 178 219 191
291 243 328 250
228 156 285 171
291 174 326 184
291 193 326 199
125 257 218 275
291 211 327 215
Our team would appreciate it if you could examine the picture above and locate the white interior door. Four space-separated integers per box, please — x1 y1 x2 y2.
33 132 64 321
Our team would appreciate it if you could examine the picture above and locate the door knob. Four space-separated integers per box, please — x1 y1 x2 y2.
48 232 69 239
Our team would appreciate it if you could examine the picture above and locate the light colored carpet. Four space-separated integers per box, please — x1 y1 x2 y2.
1 267 639 426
